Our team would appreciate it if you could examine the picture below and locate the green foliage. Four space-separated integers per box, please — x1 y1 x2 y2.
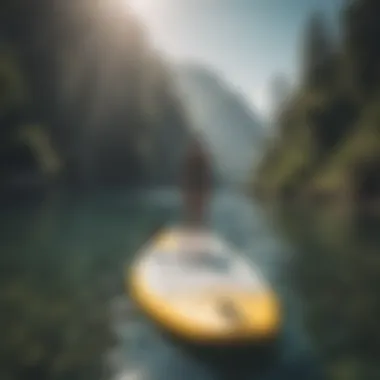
343 0 380 99
0 45 63 184
17 124 63 178
254 0 380 204
274 201 380 380
0 0 191 188
269 74 292 120
257 2 380 378
0 46 28 116
0 1 193 380
302 11 337 91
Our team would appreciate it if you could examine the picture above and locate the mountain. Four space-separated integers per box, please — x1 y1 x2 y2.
173 64 267 186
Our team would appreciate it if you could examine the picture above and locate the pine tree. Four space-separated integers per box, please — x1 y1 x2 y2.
302 11 337 91
343 0 380 99
269 74 291 121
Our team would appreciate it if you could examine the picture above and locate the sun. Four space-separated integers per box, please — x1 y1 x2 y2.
128 0 153 15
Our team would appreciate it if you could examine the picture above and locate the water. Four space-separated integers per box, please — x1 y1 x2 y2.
0 189 323 380
108 189 322 380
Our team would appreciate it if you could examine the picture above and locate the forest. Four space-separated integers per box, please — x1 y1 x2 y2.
0 0 192 193
253 0 380 214
2 0 380 379
254 1 380 378
0 1 193 379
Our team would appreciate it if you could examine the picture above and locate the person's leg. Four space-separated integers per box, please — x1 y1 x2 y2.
182 190 200 227
192 192 203 226
189 189 211 227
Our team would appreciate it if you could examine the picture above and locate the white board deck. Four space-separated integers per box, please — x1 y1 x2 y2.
137 228 267 298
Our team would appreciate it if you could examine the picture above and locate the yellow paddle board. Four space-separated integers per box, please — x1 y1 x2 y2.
127 227 281 346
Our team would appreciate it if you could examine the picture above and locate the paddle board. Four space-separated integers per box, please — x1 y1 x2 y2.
127 227 281 346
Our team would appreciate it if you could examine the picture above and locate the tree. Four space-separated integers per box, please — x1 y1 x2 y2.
269 74 292 122
0 0 192 187
343 0 380 99
302 11 337 91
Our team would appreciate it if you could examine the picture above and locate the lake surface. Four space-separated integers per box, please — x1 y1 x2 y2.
0 189 323 380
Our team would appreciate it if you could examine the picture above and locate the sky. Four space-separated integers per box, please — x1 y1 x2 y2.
127 0 344 117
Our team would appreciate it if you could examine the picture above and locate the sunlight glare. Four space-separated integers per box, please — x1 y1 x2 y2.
128 0 155 16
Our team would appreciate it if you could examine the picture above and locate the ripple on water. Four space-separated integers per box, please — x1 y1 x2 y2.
108 190 323 380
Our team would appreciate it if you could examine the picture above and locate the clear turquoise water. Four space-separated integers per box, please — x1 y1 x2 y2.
107 190 322 380
0 189 323 380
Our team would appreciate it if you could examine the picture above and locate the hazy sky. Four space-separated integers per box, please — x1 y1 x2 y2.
128 0 343 116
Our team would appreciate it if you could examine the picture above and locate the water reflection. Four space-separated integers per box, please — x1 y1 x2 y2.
108 190 323 380
0 189 323 380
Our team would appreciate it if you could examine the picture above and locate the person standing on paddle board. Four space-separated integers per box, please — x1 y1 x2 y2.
181 136 212 227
